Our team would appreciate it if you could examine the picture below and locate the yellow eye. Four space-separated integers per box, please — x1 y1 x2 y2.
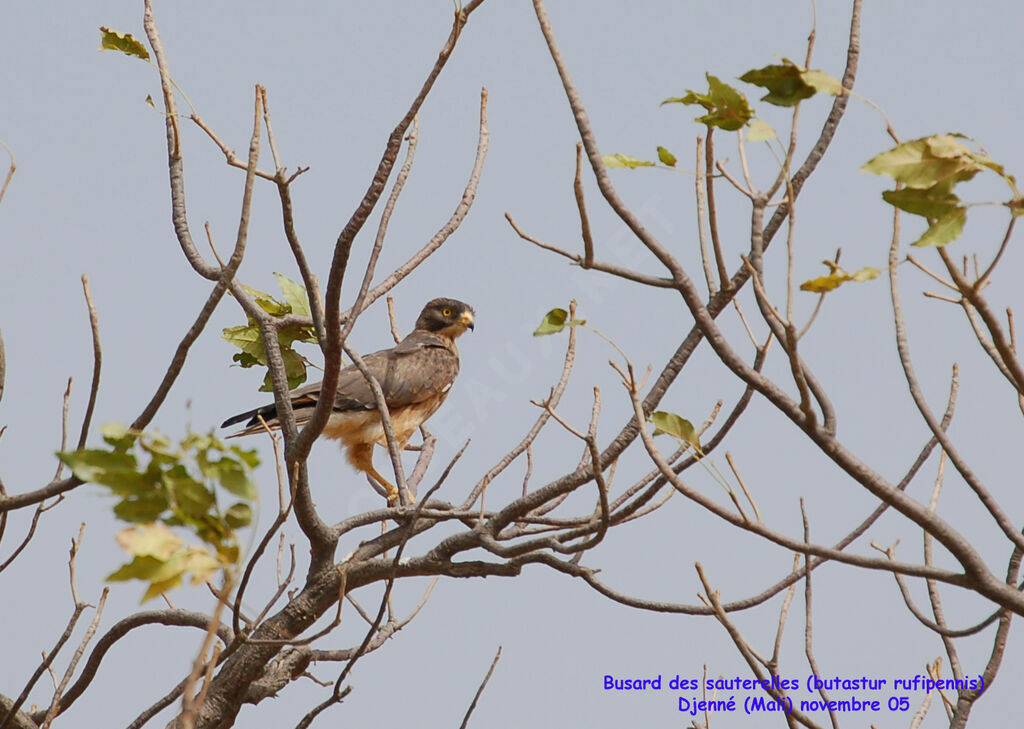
442 308 453 317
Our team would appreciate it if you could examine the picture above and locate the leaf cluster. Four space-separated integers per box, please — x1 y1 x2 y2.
58 424 260 601
602 61 841 169
863 134 1022 247
222 273 318 391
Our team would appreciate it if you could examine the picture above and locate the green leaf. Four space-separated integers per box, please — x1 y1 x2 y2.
107 555 165 582
534 308 567 335
215 459 258 500
114 493 169 523
142 573 185 603
862 135 983 190
602 154 655 169
139 432 177 459
184 432 218 452
656 146 677 167
664 74 753 131
164 468 215 519
231 446 261 469
225 502 253 529
650 411 703 454
739 60 842 107
739 60 814 107
273 273 312 317
747 119 776 142
912 208 967 247
98 27 150 60
882 187 961 218
101 423 137 451
533 308 585 336
58 449 139 487
223 324 265 365
109 524 224 602
259 347 309 392
242 284 292 317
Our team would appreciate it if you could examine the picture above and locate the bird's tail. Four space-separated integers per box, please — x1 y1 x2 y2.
221 400 318 438
221 403 283 438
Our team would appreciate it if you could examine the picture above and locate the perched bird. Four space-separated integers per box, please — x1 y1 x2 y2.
222 297 474 504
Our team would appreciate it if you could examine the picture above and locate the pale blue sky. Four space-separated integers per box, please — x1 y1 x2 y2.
2 2 1022 727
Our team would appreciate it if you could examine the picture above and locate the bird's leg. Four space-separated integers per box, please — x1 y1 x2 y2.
367 466 400 506
349 443 414 506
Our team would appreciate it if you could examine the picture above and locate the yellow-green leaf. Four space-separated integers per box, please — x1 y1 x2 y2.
110 525 224 602
603 154 655 169
101 423 137 451
665 74 753 131
113 493 170 523
57 449 142 492
99 27 150 60
116 523 182 560
650 411 702 454
181 550 221 584
656 146 677 167
912 208 967 247
107 555 165 582
862 135 982 190
225 502 253 529
800 274 846 293
739 60 814 107
800 265 882 293
882 187 961 218
533 308 585 336
800 69 843 96
849 267 882 282
142 573 185 602
273 273 312 318
747 119 776 142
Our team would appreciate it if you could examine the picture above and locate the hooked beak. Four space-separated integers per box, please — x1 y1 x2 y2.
459 310 475 331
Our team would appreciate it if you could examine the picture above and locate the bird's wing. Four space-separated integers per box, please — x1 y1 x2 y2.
332 331 459 411
221 332 459 434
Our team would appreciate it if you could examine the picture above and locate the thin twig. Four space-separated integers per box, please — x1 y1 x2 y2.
459 646 502 729
1 525 89 729
704 130 729 286
386 295 402 344
801 501 838 729
694 136 718 295
39 587 110 729
573 143 595 268
53 379 72 480
0 140 16 208
77 276 102 450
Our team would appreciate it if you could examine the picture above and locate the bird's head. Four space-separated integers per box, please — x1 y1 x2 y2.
416 298 475 339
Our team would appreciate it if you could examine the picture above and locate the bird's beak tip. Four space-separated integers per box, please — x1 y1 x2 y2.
460 313 475 331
